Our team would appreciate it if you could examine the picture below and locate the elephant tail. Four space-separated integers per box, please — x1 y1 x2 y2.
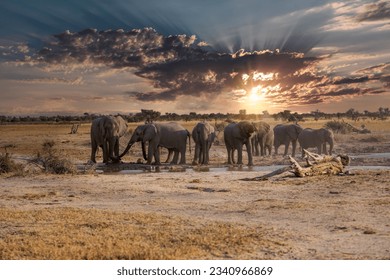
187 129 191 155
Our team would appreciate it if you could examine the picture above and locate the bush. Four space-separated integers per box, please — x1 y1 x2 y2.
33 141 77 174
324 121 353 134
324 120 370 134
0 153 22 174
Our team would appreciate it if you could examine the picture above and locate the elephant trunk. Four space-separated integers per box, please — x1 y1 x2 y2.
142 141 148 161
118 141 134 158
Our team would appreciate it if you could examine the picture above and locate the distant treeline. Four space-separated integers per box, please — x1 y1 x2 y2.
1 107 389 124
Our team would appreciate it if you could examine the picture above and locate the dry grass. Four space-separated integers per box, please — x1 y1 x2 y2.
0 208 290 260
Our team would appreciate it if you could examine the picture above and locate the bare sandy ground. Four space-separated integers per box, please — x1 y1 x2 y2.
0 120 390 259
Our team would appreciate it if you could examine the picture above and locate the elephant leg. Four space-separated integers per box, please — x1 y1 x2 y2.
246 142 253 166
171 150 179 164
147 143 156 165
291 140 297 157
226 146 233 164
199 144 205 164
179 149 186 164
274 144 279 155
153 146 161 165
322 143 327 155
114 138 119 158
267 145 272 156
201 141 208 164
317 144 322 154
237 143 244 165
102 140 109 163
108 138 116 162
254 139 259 156
165 148 174 163
204 142 211 164
90 140 98 163
283 141 290 156
193 144 200 164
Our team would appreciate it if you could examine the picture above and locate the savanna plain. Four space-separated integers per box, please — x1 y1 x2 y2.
0 118 389 260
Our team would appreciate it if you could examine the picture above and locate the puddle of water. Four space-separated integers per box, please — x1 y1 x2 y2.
94 153 390 175
351 152 390 159
347 166 390 171
193 165 287 173
97 165 289 175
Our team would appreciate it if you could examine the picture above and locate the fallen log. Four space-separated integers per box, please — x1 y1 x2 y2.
241 149 351 180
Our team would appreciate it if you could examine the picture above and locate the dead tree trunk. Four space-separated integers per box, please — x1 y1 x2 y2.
241 149 351 180
69 123 80 134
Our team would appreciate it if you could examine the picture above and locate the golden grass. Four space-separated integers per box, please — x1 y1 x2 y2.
0 207 290 260
1 118 389 165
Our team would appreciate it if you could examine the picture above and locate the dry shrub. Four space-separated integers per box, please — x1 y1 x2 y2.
34 140 76 174
0 153 23 174
324 121 354 134
0 208 290 260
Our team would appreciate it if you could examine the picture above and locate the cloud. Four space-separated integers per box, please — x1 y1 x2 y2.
22 27 388 108
18 76 83 85
356 0 390 22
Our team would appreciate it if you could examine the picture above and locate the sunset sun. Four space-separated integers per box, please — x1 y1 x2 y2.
249 86 265 102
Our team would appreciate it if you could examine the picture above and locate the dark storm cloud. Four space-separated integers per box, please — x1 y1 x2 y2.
356 0 390 22
30 27 388 106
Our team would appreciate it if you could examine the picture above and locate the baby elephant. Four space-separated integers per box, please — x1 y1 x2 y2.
298 128 334 157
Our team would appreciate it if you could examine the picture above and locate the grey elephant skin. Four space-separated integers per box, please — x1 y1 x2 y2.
224 121 256 166
90 115 128 163
119 122 190 165
298 128 334 157
273 124 303 157
192 121 216 165
251 122 274 156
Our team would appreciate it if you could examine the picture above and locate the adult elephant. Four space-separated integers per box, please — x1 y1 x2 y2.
224 121 256 166
273 124 303 157
192 121 216 165
251 122 274 156
119 122 190 165
298 128 334 157
90 115 128 163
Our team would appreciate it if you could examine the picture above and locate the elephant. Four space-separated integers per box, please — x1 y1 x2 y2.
273 124 303 157
251 122 274 156
298 128 334 157
191 121 216 165
90 115 128 163
223 121 256 166
119 122 190 165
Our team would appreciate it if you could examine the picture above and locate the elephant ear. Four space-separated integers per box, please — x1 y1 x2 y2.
238 122 255 138
143 124 157 142
294 124 303 135
259 122 271 133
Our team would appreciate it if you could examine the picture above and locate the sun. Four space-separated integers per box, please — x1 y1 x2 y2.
248 86 264 102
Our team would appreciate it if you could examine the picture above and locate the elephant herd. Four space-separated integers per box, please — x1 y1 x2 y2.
90 115 335 166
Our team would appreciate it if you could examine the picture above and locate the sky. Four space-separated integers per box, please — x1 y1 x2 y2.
0 0 389 116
